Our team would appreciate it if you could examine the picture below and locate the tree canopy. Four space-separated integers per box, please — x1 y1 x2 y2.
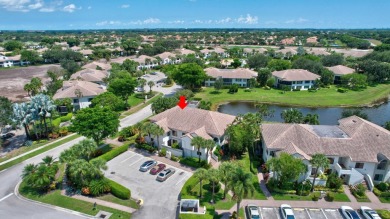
151 97 178 114
266 153 306 188
90 92 125 111
171 63 207 90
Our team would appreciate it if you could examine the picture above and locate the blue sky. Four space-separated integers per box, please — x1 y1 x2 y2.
0 0 389 30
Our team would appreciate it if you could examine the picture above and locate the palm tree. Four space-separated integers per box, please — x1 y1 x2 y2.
219 162 236 200
21 163 38 182
12 102 33 139
310 154 330 192
74 89 83 110
138 79 147 92
141 122 156 145
147 81 155 94
207 168 220 204
34 165 55 191
304 113 320 125
203 139 215 163
153 125 164 148
193 168 208 198
230 168 255 219
191 136 205 163
40 155 57 168
281 108 303 123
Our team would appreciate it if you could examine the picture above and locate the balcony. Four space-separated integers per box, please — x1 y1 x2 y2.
335 163 352 175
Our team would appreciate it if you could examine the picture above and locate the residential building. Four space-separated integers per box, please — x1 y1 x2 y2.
70 69 108 85
0 55 29 67
148 106 235 162
132 55 158 70
53 80 106 110
261 116 390 187
306 36 318 44
155 52 180 65
204 67 257 87
272 69 320 90
326 65 355 84
280 37 296 45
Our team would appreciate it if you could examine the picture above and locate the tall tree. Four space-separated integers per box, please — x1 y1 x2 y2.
70 107 120 145
214 78 223 91
138 78 147 92
151 97 178 114
248 54 269 70
147 81 155 94
108 76 137 109
341 109 368 120
191 136 206 163
193 168 208 198
90 92 125 112
171 63 207 90
310 154 330 192
0 96 12 132
12 102 33 139
207 168 220 204
257 68 272 87
219 162 236 200
281 108 304 123
121 39 139 55
230 168 255 219
266 153 306 188
303 113 320 125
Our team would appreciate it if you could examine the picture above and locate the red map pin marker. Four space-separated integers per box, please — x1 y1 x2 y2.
177 96 188 109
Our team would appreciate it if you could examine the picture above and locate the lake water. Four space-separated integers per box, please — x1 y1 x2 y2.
217 101 390 126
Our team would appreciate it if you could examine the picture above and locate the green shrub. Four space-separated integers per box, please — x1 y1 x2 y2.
377 210 390 219
52 118 61 128
373 187 382 196
179 157 210 169
380 191 390 197
89 178 111 196
337 87 348 93
96 144 129 162
135 143 157 153
107 178 130 200
354 184 366 197
326 192 335 202
170 155 180 162
60 113 73 122
326 173 343 190
159 148 167 157
312 193 320 201
376 182 389 192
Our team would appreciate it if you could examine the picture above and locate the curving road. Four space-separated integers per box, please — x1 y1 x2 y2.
0 72 181 219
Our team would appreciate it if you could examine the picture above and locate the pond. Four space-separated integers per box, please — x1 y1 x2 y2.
217 101 390 126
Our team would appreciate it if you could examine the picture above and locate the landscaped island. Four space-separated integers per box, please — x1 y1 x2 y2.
194 84 390 110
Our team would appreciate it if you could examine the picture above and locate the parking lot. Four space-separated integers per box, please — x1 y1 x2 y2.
245 206 346 219
105 150 192 219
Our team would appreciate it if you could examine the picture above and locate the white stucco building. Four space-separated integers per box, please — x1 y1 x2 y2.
272 69 320 90
204 67 257 87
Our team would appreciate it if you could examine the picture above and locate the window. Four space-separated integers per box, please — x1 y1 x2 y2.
355 163 364 169
88 98 93 102
328 158 334 164
305 80 310 83
172 130 177 137
377 160 387 170
374 174 383 181
270 151 275 157
73 99 79 103
297 81 303 84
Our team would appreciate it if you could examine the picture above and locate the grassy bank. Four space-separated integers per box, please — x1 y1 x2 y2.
0 134 80 171
19 181 131 219
194 85 390 110
120 92 163 119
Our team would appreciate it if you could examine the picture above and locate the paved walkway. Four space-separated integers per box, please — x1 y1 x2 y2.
343 185 357 202
366 191 382 204
257 171 273 200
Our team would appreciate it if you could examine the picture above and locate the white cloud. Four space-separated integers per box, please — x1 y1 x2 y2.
285 17 308 24
130 18 161 25
168 20 185 24
39 7 54 12
121 4 129 8
215 17 232 24
28 0 43 9
236 14 258 24
96 20 122 26
0 0 34 12
62 3 75 12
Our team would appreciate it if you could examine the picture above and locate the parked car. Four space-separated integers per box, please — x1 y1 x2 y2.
1 132 15 140
156 168 175 181
341 206 361 219
280 204 295 219
360 206 381 219
139 160 157 172
247 204 261 219
150 163 166 175
150 72 157 75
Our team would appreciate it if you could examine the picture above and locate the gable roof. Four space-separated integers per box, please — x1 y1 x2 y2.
132 55 157 64
205 67 257 79
326 65 355 75
53 80 105 99
149 106 235 138
155 52 177 60
261 116 390 162
82 61 111 71
176 48 196 55
272 69 320 81
70 69 108 83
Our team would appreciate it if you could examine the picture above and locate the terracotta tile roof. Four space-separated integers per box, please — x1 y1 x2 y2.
82 61 111 71
261 116 390 162
176 48 195 55
53 80 106 99
149 106 235 137
278 48 298 55
185 126 213 140
70 69 108 83
80 49 93 55
205 67 257 79
326 65 355 75
272 69 320 81
243 48 267 54
155 52 177 60
131 55 157 64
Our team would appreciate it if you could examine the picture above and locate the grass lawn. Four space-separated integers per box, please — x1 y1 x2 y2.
355 196 371 202
120 92 163 119
237 153 267 200
0 134 80 171
195 85 390 110
379 196 390 203
368 39 382 46
271 192 319 201
95 193 139 209
127 94 144 107
181 175 236 210
179 208 222 219
19 181 131 219
332 192 351 202
377 209 390 219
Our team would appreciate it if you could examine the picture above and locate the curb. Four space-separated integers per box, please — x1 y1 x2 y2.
14 181 93 219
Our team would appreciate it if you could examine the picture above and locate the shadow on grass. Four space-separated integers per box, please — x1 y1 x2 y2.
209 90 222 95
19 182 46 198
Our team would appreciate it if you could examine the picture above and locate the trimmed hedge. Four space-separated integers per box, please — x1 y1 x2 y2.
52 118 61 128
97 144 129 162
60 113 73 122
107 178 131 200
179 157 211 169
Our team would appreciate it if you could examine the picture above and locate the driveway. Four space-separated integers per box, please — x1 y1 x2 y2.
105 150 192 219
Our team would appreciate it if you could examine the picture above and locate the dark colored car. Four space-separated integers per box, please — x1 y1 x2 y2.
149 163 166 175
139 160 157 172
156 168 175 181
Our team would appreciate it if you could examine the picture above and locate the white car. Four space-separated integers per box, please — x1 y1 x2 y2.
360 206 381 219
341 206 361 219
247 204 261 219
280 204 295 219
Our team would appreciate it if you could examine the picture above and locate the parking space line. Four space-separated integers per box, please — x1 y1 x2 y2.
0 193 13 202
121 153 139 163
321 209 329 219
175 173 188 186
305 208 312 219
259 207 264 219
129 157 144 167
